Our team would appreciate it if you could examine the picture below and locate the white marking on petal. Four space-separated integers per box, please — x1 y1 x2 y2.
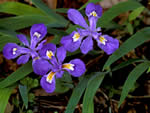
12 48 17 55
90 11 97 17
99 36 107 45
46 50 54 59
46 71 56 84
33 32 41 38
62 63 75 71
72 33 80 42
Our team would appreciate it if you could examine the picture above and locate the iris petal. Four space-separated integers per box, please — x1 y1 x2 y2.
17 34 29 47
68 9 88 28
40 75 56 93
66 59 86 77
56 46 66 64
17 54 30 64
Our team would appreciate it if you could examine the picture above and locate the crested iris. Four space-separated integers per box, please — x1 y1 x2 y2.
61 3 119 55
35 44 86 93
3 23 50 74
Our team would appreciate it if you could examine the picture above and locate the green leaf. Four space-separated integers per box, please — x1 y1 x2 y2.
118 61 150 107
0 15 56 30
79 0 102 10
32 0 68 27
0 2 45 16
82 72 105 113
0 86 15 113
0 61 32 88
19 85 28 109
103 27 150 70
129 6 145 21
65 74 93 113
127 23 133 35
98 1 142 28
112 58 145 71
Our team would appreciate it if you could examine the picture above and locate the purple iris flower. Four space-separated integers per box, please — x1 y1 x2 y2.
61 3 119 55
3 23 49 70
36 44 86 93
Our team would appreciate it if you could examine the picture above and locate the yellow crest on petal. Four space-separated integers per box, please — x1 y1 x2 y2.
99 36 107 45
90 11 97 17
46 71 56 83
12 48 17 55
46 50 54 59
72 33 80 42
62 63 75 71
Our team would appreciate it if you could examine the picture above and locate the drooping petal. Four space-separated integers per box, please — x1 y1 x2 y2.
56 71 64 78
39 43 56 59
36 39 46 51
66 59 86 77
3 43 29 60
80 36 93 54
17 34 29 47
60 31 81 52
68 9 88 28
40 75 56 93
17 54 30 64
30 24 47 49
85 3 102 18
32 58 52 75
56 46 66 64
97 35 119 55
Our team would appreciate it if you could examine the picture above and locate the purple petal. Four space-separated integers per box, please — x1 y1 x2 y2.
3 43 30 60
60 31 81 52
68 9 88 28
30 24 47 49
97 35 119 55
32 58 52 75
80 36 93 54
56 46 66 64
89 17 97 31
36 39 46 51
17 34 29 47
17 54 30 64
56 71 64 78
40 75 56 93
67 59 86 77
85 3 102 18
39 43 56 58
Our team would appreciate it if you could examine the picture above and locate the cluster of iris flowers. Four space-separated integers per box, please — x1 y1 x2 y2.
2 3 119 93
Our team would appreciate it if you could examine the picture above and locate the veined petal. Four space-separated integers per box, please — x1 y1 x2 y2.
66 59 86 77
60 31 81 52
40 74 56 93
85 3 102 18
80 36 93 54
17 34 29 47
39 43 56 59
3 43 29 60
97 35 119 55
17 54 30 64
68 9 88 28
32 58 52 75
36 39 46 51
56 46 66 64
30 24 47 49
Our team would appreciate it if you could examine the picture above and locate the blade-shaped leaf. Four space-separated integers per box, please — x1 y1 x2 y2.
32 0 68 27
112 58 145 71
98 1 142 28
65 74 93 113
0 86 15 113
129 6 145 21
103 27 150 70
118 61 150 107
82 72 105 113
19 85 28 109
0 15 56 30
0 61 32 88
0 2 45 16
